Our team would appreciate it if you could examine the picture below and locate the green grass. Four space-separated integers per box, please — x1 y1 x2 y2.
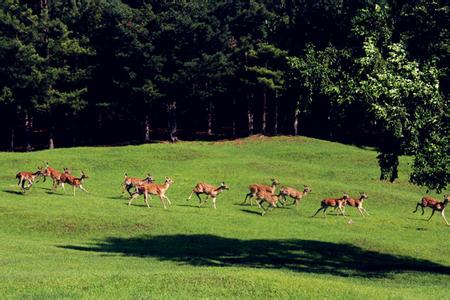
0 136 449 299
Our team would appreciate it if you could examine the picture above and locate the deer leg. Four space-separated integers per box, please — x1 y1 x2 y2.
128 192 140 206
159 195 167 209
61 182 66 193
413 203 421 213
441 210 449 226
194 193 203 206
79 185 89 193
199 195 208 207
312 207 324 217
212 197 217 209
357 207 365 217
143 192 150 208
73 186 76 196
427 209 436 221
164 195 171 206
126 185 134 197
186 191 194 201
362 207 370 216
243 193 253 205
260 202 268 216
338 206 346 216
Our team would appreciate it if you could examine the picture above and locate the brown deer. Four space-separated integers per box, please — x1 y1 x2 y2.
53 168 72 192
43 162 67 191
243 178 280 207
15 167 44 191
312 193 349 217
278 185 312 207
255 190 280 216
413 196 441 216
345 192 369 216
187 182 229 209
63 171 89 196
426 196 449 226
129 177 174 209
121 173 154 196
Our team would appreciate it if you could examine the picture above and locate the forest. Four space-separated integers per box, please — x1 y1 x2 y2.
0 0 448 191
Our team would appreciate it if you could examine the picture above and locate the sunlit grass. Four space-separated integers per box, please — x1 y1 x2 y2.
0 136 448 299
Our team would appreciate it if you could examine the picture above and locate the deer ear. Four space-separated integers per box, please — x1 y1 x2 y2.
124 173 128 176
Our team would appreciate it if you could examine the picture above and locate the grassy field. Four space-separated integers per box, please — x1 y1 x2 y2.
0 136 449 299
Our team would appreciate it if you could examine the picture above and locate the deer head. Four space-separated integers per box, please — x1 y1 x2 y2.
220 182 230 190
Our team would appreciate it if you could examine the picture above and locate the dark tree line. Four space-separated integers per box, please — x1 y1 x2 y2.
0 0 448 191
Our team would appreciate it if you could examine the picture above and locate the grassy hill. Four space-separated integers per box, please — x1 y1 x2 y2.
0 136 449 299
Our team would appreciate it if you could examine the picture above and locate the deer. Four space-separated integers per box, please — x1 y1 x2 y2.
345 192 369 216
255 190 280 216
243 178 280 207
278 185 312 207
62 171 89 196
312 193 349 217
15 167 44 191
52 168 72 192
129 177 174 209
121 173 154 197
413 195 441 216
426 195 449 226
186 182 229 209
43 162 67 191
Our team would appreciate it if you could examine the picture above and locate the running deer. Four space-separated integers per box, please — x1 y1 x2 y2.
426 195 449 226
413 196 440 216
43 162 67 191
312 193 349 217
121 173 154 196
278 185 312 207
345 192 369 216
129 177 174 209
256 190 280 216
186 182 229 209
63 171 89 196
243 178 280 207
15 167 44 191
54 168 72 192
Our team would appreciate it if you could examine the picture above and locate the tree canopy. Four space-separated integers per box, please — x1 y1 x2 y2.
0 0 448 192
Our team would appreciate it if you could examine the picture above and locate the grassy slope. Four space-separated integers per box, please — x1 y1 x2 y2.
0 136 448 299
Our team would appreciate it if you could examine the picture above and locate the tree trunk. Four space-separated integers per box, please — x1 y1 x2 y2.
71 112 77 147
144 114 151 143
274 90 278 135
49 126 55 149
10 127 14 152
262 87 267 135
247 92 254 135
24 110 32 152
232 97 236 138
167 101 178 142
293 98 301 136
207 100 213 136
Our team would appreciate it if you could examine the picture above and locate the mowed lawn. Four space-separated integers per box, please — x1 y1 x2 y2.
0 136 449 299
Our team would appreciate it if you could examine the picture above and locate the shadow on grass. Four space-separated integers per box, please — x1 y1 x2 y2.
107 196 127 200
177 204 206 208
1 189 24 195
240 209 262 216
59 234 450 278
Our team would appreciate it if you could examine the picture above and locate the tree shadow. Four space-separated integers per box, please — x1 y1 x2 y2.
59 234 450 278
